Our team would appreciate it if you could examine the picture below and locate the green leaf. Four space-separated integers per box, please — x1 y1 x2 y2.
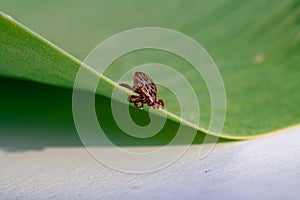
1 0 300 141
0 12 117 98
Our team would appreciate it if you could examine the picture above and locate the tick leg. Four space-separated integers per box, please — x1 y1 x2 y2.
128 95 140 103
119 83 134 91
158 99 164 109
134 99 144 109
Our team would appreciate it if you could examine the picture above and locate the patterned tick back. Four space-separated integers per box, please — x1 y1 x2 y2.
119 71 164 109
134 72 158 100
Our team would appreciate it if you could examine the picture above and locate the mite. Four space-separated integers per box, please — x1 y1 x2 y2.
119 71 164 109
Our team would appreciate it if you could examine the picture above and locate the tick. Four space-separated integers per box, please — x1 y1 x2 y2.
119 71 164 109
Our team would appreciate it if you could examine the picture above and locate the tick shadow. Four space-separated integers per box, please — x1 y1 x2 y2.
0 77 229 152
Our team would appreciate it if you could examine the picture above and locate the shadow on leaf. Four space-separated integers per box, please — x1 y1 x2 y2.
0 77 230 151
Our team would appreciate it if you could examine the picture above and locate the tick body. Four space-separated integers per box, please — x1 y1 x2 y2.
119 72 164 109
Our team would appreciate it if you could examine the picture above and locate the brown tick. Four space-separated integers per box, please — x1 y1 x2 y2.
119 72 164 109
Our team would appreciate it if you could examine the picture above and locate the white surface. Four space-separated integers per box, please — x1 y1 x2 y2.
1 128 299 200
